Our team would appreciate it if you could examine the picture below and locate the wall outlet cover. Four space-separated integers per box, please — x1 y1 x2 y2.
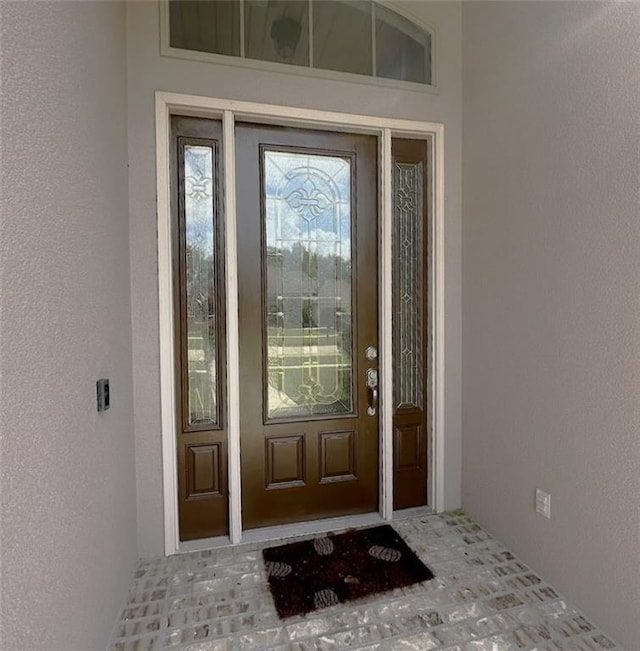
535 488 551 519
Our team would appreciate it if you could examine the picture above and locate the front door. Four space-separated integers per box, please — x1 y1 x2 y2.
235 124 379 530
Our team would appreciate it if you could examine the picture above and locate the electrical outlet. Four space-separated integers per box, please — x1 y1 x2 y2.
535 489 551 518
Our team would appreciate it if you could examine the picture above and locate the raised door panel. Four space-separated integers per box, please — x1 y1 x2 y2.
319 430 357 483
186 443 222 498
394 425 422 471
266 435 306 489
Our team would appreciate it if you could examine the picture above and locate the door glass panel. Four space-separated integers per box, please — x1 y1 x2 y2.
263 150 353 420
393 161 424 409
184 144 218 425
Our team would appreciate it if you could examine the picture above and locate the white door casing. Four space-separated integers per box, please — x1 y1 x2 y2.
155 91 445 555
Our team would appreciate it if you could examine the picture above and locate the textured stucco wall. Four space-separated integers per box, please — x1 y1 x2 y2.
127 0 462 557
462 2 640 648
0 2 136 650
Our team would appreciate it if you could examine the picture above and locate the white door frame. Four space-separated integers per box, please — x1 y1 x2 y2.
155 91 446 555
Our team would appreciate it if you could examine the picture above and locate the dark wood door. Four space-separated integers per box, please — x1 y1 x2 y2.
392 138 430 510
235 123 379 530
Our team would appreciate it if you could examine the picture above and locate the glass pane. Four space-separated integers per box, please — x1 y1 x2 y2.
245 0 309 67
169 0 240 57
264 150 353 420
375 4 431 84
184 145 218 426
393 162 424 409
313 1 372 76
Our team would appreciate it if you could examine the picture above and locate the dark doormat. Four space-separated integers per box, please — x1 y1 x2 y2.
262 524 435 618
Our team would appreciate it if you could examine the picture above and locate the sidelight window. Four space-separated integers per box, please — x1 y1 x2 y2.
181 143 220 426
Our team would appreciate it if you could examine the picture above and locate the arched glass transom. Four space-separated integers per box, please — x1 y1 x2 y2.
165 0 433 87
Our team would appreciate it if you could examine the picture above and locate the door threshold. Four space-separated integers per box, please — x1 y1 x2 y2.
177 535 231 554
175 512 386 554
392 505 434 520
241 512 386 546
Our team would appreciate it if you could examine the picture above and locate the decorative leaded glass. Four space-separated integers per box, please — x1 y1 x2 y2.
393 162 424 410
263 150 353 420
184 144 218 425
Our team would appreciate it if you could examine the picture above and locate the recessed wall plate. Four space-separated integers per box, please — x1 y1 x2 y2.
97 378 110 412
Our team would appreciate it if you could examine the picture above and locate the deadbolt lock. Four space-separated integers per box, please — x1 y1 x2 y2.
365 345 378 361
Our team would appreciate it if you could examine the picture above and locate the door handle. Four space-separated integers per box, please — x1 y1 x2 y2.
366 367 378 416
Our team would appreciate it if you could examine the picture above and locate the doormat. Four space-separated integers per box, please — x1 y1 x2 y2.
262 524 434 618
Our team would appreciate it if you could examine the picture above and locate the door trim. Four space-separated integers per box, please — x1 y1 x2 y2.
155 91 446 555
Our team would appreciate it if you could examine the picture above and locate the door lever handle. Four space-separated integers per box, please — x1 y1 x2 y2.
366 368 378 416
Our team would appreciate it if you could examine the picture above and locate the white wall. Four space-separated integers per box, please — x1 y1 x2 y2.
462 2 640 648
0 2 136 650
127 0 462 557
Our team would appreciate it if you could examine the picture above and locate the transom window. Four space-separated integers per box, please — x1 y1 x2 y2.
163 0 434 87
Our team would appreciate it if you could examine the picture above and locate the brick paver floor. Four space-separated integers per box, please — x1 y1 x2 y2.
109 511 624 651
